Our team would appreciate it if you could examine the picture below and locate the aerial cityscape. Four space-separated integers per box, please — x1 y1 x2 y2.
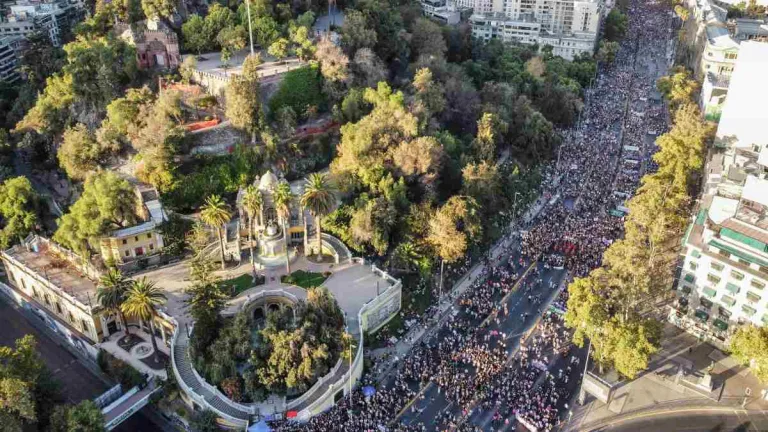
0 0 766 430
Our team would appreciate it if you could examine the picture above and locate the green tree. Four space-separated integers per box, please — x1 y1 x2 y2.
200 194 232 269
182 14 209 55
461 161 501 216
390 136 444 179
58 124 103 180
340 10 377 55
410 18 447 60
604 8 628 41
217 25 247 65
121 278 167 363
300 173 335 260
472 112 508 162
54 171 138 253
141 0 176 25
204 3 236 48
191 409 219 432
268 37 289 62
315 37 349 83
97 269 132 341
225 71 261 144
427 195 482 263
50 401 105 432
241 185 262 271
0 177 38 249
0 335 62 431
656 67 700 111
597 40 620 64
730 325 768 382
273 181 293 273
411 68 446 130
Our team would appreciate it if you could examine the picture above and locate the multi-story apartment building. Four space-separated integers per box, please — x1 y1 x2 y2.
0 35 22 82
467 0 603 60
0 0 83 47
688 0 768 120
672 42 768 348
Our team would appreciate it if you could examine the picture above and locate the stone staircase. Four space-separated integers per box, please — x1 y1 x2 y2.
172 332 252 422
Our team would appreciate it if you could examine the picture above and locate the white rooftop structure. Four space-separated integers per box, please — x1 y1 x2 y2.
742 176 768 208
709 196 739 224
715 41 768 150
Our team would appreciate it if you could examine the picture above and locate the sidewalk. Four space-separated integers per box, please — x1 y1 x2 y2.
563 323 768 431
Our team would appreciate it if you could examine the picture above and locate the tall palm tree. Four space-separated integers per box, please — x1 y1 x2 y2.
273 182 293 273
200 195 232 270
300 173 335 261
97 269 131 340
241 185 263 272
121 278 167 363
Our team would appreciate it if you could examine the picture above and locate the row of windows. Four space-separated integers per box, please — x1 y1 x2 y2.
28 281 90 334
121 233 154 244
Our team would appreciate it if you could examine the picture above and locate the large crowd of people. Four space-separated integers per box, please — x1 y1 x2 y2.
269 1 674 431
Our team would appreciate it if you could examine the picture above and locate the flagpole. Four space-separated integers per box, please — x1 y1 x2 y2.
245 0 254 55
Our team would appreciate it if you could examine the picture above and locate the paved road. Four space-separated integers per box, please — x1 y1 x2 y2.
597 409 768 432
0 299 108 404
0 298 163 431
397 243 569 428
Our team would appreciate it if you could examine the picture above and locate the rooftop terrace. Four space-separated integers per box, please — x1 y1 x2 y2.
3 236 100 308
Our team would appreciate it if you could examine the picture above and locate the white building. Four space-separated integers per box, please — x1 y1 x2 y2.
420 0 463 24
0 0 83 46
468 0 603 60
673 42 768 348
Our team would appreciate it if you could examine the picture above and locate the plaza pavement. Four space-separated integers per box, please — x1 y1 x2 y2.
562 324 768 431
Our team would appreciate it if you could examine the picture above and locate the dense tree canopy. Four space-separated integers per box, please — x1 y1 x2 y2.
54 171 138 253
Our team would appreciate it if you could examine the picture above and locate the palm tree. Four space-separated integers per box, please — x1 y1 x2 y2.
241 185 263 273
273 182 293 273
97 269 131 341
200 195 232 270
121 278 167 363
300 173 335 261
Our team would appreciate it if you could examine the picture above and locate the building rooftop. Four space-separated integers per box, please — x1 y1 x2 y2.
705 25 740 48
4 236 99 308
715 41 768 149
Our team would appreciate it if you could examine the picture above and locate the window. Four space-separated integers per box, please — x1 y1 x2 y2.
122 239 127 245
731 270 745 281
689 261 698 271
739 258 751 266
147 233 152 239
760 266 768 275
718 249 731 258
67 311 74 323
700 298 714 309
707 274 721 284
692 250 702 258
747 291 761 303
751 280 765 290
124 250 130 257
43 293 50 306
81 319 89 334
55 302 62 314
134 236 139 241
711 262 724 272
32 288 39 299
725 52 737 60
149 244 154 250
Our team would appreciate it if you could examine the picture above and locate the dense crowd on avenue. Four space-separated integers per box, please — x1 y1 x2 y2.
270 1 673 431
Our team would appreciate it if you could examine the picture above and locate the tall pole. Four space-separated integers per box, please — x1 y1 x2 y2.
578 338 592 405
245 0 254 55
439 259 445 300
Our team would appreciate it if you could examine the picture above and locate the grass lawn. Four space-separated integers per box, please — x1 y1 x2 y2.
281 270 328 289
220 273 259 297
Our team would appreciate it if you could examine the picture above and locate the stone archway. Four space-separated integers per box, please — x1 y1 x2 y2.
253 307 265 321
268 303 280 313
